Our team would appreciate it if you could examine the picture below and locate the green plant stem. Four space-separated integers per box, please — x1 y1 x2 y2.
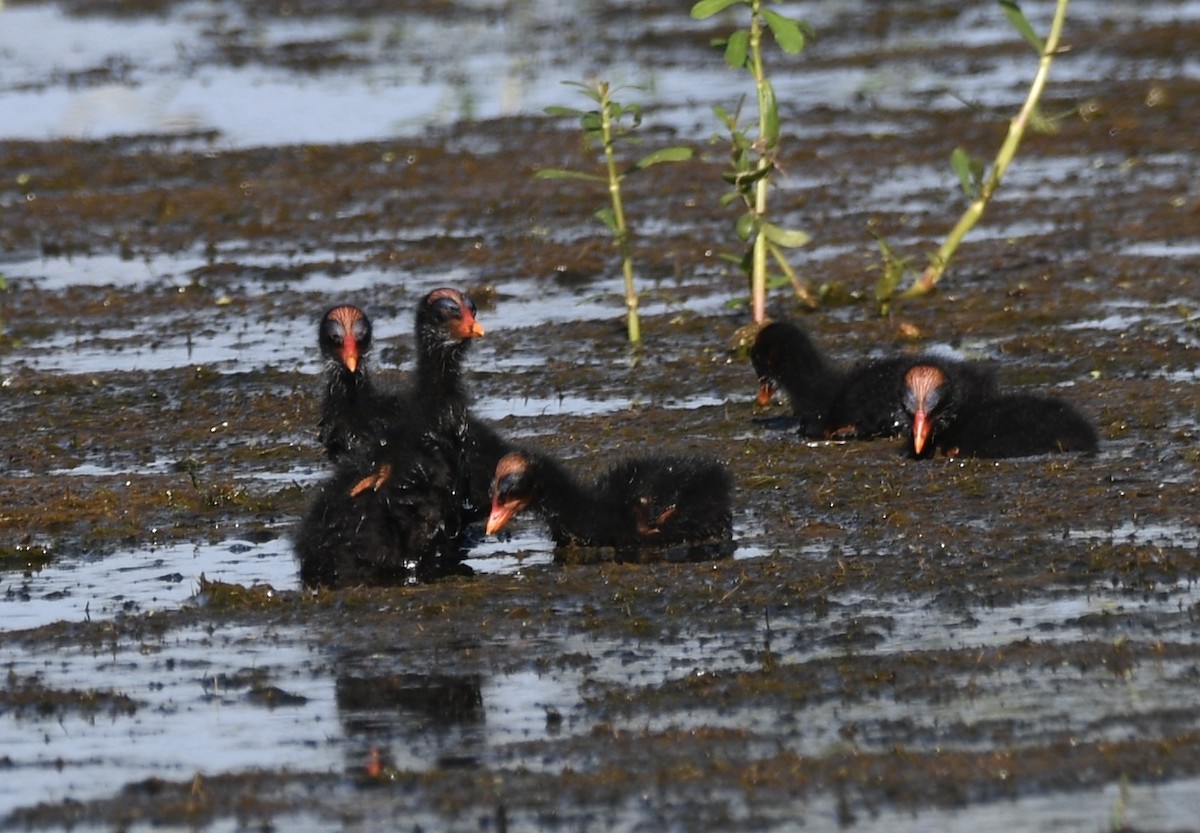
598 85 640 344
903 0 1069 298
749 0 770 323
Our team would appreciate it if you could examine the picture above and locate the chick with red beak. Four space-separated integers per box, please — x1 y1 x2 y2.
903 364 947 456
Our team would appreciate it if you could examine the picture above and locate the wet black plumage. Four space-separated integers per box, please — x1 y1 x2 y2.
296 424 463 587
296 289 487 587
823 355 928 440
751 321 997 442
486 450 734 559
316 304 403 462
317 295 510 519
900 361 1001 455
749 321 842 437
459 417 512 525
934 392 1099 458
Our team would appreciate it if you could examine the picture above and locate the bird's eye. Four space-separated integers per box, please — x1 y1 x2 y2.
496 472 522 498
433 297 462 319
324 320 345 342
351 318 370 341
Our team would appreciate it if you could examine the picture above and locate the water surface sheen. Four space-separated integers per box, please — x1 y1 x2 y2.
2 0 1200 830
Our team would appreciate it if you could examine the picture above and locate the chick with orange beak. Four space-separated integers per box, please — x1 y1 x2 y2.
903 364 947 456
318 304 402 462
321 304 370 374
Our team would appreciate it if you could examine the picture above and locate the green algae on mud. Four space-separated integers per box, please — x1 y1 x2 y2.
3 5 1200 830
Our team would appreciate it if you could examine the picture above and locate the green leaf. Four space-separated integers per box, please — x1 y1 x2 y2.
543 106 588 119
724 29 749 69
534 168 606 182
949 146 984 199
760 78 780 147
1028 103 1058 134
580 112 603 134
630 146 694 172
728 129 752 154
691 0 742 19
724 163 772 190
561 80 603 103
949 147 974 199
761 10 807 54
761 222 810 248
713 96 748 131
999 0 1044 54
622 102 644 129
594 207 619 233
735 212 756 241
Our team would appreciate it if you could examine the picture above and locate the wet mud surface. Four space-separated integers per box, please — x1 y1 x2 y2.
2 0 1200 830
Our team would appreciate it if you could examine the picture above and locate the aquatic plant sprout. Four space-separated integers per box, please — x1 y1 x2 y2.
876 0 1071 310
536 80 693 345
691 0 813 322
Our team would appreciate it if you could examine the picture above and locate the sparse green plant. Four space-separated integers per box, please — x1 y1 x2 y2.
875 0 1070 313
536 80 693 345
691 0 814 323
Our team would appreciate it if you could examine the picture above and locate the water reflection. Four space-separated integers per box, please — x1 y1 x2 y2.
3 574 1197 823
2 0 1198 824
329 648 582 778
336 668 486 771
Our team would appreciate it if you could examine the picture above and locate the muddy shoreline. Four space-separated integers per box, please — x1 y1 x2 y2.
3 1 1200 829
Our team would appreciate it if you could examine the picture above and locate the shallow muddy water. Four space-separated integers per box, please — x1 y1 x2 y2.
2 0 1200 830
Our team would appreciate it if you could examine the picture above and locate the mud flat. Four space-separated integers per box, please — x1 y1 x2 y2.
1 1 1199 830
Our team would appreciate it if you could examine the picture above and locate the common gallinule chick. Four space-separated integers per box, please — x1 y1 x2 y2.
318 296 511 528
409 287 484 427
823 355 931 440
295 426 463 587
317 304 403 462
930 391 1098 459
485 450 734 559
890 359 999 451
750 321 842 437
904 364 1097 458
406 287 515 531
297 288 487 587
751 321 997 441
354 288 510 523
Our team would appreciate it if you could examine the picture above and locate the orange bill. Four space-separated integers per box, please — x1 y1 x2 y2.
756 379 775 407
